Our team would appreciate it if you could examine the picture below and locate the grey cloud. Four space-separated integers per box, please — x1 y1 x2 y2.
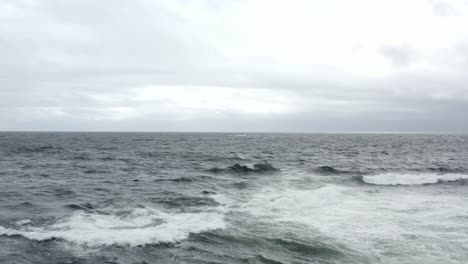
380 44 414 68
1 0 468 132
428 0 459 16
0 0 224 84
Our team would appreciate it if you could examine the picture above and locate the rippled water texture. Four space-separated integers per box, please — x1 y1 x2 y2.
1 132 467 264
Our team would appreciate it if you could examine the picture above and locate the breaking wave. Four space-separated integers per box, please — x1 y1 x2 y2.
0 207 226 247
362 173 468 186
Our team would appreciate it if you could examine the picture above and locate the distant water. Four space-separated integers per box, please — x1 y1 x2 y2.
1 132 468 264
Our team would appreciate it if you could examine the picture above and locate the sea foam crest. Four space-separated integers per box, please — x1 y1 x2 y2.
0 207 226 247
362 173 468 186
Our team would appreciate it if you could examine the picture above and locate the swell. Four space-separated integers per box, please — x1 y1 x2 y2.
206 163 278 175
313 166 350 175
256 254 285 264
149 195 219 208
191 231 344 259
427 166 466 174
269 238 343 257
153 175 215 183
17 145 59 153
64 202 95 211
7 145 64 155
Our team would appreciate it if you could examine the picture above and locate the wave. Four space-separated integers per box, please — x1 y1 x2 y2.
205 154 247 162
157 196 219 208
190 231 342 261
256 254 285 264
154 177 195 183
269 238 342 257
232 181 249 189
362 173 468 186
83 169 110 174
12 145 64 155
207 163 278 175
153 175 215 183
314 166 346 175
0 207 226 247
427 167 465 173
52 188 77 198
64 203 95 211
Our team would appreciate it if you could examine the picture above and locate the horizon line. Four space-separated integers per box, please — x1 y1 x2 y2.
1 131 467 134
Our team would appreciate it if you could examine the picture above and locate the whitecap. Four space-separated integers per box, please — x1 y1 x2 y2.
362 173 468 186
0 207 226 247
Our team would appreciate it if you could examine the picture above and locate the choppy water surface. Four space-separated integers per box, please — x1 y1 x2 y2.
1 132 468 264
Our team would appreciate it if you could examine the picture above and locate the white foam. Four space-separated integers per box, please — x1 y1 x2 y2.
236 182 468 263
0 207 226 247
239 184 349 220
211 193 235 208
362 173 468 186
235 154 246 160
15 219 32 226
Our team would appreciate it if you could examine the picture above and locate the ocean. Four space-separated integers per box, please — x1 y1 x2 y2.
0 132 467 264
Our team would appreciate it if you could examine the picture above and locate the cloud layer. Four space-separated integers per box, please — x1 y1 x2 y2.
1 0 468 132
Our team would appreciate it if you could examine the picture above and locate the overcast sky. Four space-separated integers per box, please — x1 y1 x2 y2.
1 0 468 132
